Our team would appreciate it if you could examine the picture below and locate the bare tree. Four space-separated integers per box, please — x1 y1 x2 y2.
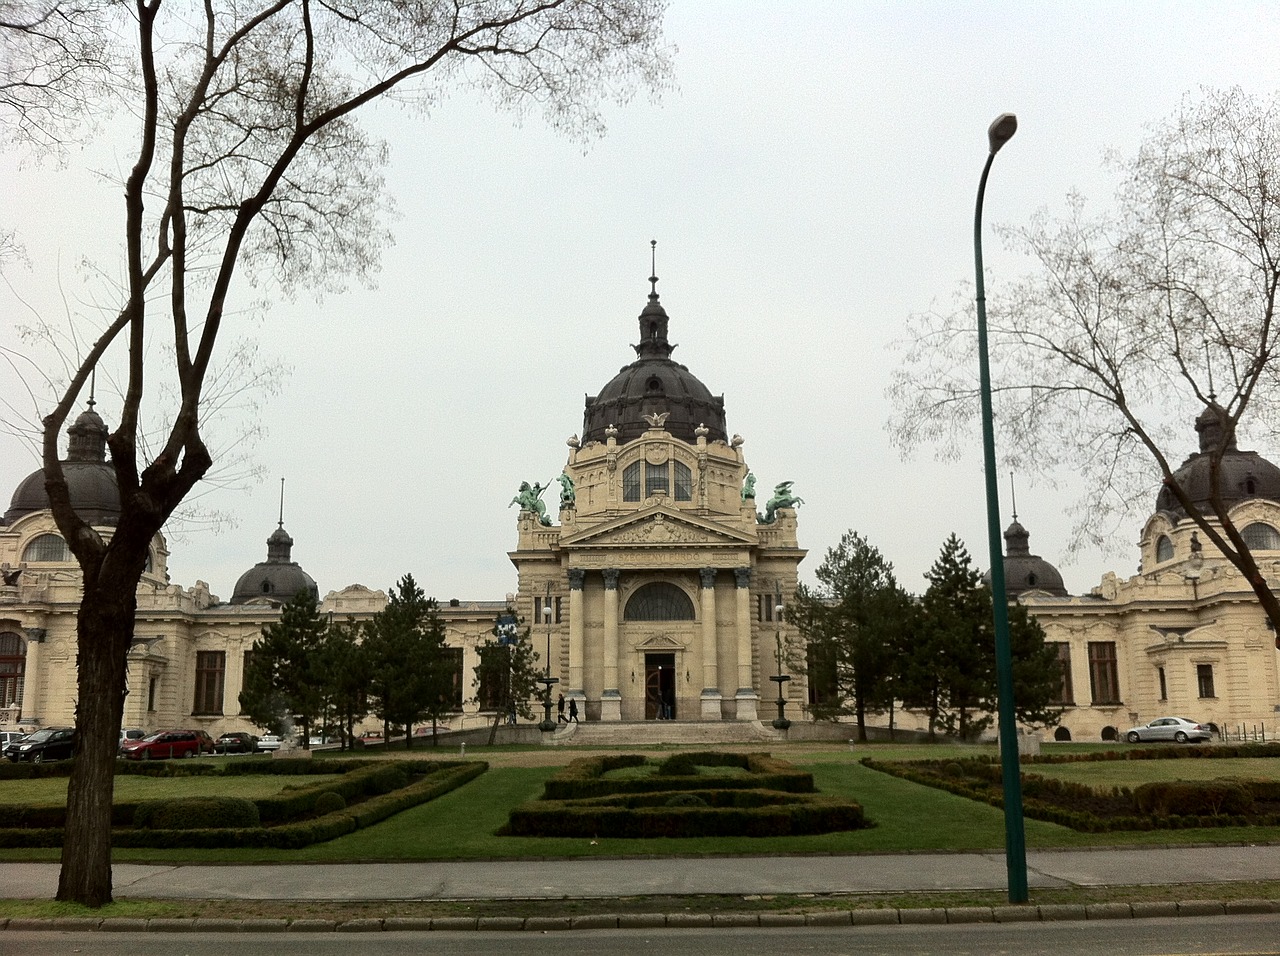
1 0 670 907
889 87 1280 634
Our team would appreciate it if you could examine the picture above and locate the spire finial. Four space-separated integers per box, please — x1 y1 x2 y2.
648 239 658 300
278 477 285 529
88 367 96 409
1009 471 1018 521
1205 341 1216 402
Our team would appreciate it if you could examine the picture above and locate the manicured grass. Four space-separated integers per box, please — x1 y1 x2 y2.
4 743 1280 864
1028 757 1280 788
0 773 343 805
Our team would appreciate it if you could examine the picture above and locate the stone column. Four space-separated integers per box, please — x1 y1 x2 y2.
699 567 722 719
225 640 245 718
567 569 586 702
18 628 44 724
601 568 622 721
461 639 482 723
733 568 759 721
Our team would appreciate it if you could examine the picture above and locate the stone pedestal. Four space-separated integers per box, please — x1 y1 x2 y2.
599 689 622 721
700 690 723 719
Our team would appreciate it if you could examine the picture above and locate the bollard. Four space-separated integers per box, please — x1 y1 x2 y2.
460 742 466 757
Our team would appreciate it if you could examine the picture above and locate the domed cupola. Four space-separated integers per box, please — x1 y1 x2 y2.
997 516 1068 598
1155 402 1280 516
230 486 318 606
582 246 728 446
5 400 121 526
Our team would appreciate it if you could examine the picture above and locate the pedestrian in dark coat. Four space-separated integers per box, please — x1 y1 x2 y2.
557 693 567 723
568 697 579 723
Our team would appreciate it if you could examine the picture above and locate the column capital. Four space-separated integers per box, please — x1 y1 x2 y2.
567 568 586 590
602 568 621 590
699 567 718 590
23 627 46 643
733 567 752 589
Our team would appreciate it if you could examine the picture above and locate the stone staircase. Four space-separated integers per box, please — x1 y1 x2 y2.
543 720 786 747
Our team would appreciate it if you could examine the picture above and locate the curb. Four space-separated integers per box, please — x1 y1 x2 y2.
2 900 1277 932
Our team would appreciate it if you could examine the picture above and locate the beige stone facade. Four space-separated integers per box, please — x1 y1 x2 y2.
1020 501 1280 743
510 423 805 722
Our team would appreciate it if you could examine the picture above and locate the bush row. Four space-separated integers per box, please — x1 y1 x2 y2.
0 761 487 849
501 791 864 838
863 757 1280 833
542 752 813 800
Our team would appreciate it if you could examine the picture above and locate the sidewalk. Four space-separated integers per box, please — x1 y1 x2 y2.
4 845 1280 901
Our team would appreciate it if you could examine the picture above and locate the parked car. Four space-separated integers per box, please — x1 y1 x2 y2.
6 727 74 763
256 734 283 752
120 729 214 760
215 731 258 754
1123 716 1212 744
0 731 27 752
117 728 146 753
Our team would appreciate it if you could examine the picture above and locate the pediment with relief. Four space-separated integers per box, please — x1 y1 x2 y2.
560 507 752 549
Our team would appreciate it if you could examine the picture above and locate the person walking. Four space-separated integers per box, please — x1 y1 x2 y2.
557 693 567 723
567 697 579 723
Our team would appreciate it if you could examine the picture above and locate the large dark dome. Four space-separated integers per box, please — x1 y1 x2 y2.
1155 404 1280 516
582 275 727 446
4 404 121 526
230 524 318 606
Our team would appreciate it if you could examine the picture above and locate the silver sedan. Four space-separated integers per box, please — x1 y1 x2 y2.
1124 716 1212 743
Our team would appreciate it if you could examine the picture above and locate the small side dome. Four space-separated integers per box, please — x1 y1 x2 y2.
987 517 1068 598
5 403 121 526
229 522 318 606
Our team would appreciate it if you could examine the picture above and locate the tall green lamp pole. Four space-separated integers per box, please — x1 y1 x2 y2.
974 111 1029 904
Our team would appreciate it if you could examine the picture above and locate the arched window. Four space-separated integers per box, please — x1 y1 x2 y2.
624 582 696 621
0 632 25 710
22 533 71 563
1155 535 1174 562
623 461 641 502
673 461 692 501
1242 522 1280 550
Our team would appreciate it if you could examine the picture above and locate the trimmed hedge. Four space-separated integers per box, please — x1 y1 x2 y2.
542 752 813 800
864 756 1280 832
0 760 488 849
134 796 261 830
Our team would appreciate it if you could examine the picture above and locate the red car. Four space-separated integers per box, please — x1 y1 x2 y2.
120 729 214 760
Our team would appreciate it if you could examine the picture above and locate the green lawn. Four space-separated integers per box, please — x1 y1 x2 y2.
3 744 1280 863
0 773 342 805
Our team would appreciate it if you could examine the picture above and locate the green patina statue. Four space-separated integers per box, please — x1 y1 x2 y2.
760 480 804 524
557 471 576 510
741 471 756 501
510 481 552 526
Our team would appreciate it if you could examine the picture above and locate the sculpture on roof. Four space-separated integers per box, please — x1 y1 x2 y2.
741 472 756 501
510 481 552 526
557 472 576 510
760 481 804 524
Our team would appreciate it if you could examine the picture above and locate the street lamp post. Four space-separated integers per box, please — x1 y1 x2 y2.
974 111 1028 903
769 604 791 730
537 604 559 732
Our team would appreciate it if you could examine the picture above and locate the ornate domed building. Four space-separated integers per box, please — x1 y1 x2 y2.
509 266 806 722
1018 409 1280 743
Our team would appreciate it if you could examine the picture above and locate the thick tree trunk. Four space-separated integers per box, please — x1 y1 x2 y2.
56 579 134 906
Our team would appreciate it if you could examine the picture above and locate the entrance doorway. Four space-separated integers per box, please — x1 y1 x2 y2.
644 653 676 719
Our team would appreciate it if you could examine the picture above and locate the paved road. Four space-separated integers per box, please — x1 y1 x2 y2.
3 845 1279 901
6 915 1280 956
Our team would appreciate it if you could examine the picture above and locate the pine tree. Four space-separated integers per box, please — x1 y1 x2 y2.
238 590 328 745
792 530 913 741
473 609 544 744
917 535 995 741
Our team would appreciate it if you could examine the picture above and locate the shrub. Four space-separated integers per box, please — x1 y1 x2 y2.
134 796 261 830
1133 780 1254 817
664 792 708 807
313 791 347 815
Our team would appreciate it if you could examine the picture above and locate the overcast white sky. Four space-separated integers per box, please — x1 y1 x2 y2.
6 1 1280 604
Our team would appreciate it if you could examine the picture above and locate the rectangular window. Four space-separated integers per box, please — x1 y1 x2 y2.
757 595 773 622
645 462 669 497
807 643 839 708
147 676 157 712
673 461 693 501
1049 643 1073 705
1087 642 1120 705
622 462 641 501
554 596 562 624
1158 666 1167 701
477 645 506 711
1197 663 1215 699
444 647 464 709
193 651 226 715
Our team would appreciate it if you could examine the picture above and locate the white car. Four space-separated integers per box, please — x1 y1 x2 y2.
256 734 283 752
1123 716 1212 744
